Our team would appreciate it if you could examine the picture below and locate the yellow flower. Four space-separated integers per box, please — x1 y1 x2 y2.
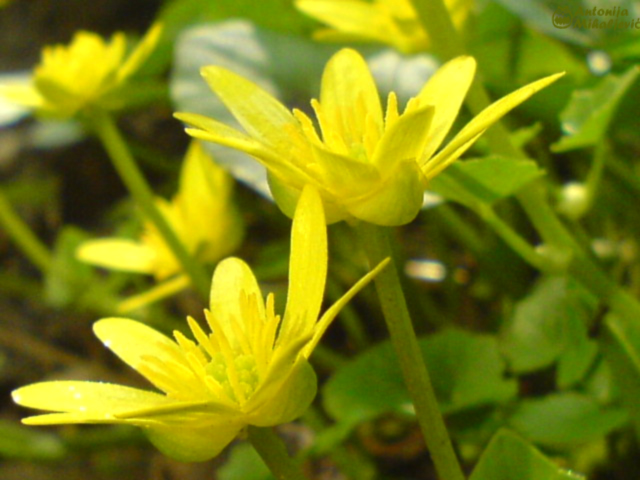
0 24 161 119
12 186 388 462
176 48 563 226
296 0 472 53
77 141 243 281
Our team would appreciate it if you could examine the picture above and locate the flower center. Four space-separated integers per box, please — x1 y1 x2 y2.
205 353 259 402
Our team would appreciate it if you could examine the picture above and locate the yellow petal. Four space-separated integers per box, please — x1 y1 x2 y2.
310 143 380 197
297 1 392 43
417 56 476 161
12 381 170 420
425 72 565 178
200 66 300 154
176 112 312 184
0 84 44 109
76 238 155 274
117 23 162 83
279 186 327 345
267 170 350 224
373 104 434 170
93 318 187 383
145 420 244 462
209 258 265 349
117 275 190 314
248 332 312 411
304 257 390 357
249 359 317 426
346 159 425 226
319 48 383 147
176 141 244 262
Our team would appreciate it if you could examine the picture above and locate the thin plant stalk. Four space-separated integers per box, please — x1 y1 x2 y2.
247 426 308 480
355 222 466 480
89 110 210 299
0 188 52 272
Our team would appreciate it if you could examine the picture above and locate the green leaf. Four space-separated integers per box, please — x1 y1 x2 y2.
599 312 640 439
45 226 95 308
499 276 598 374
508 393 627 448
429 156 544 208
552 66 640 152
218 443 273 480
323 330 517 426
0 420 66 460
470 429 585 480
44 226 119 312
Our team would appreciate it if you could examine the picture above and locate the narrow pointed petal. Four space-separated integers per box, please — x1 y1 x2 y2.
373 104 434 170
250 360 317 426
247 333 313 412
310 143 380 197
267 171 349 224
77 238 155 274
21 412 141 426
117 23 162 83
93 318 187 378
297 1 390 42
346 159 425 226
424 72 565 178
176 112 312 184
117 275 190 314
12 381 170 418
200 66 300 153
280 186 327 344
417 56 476 161
0 84 44 109
145 420 244 462
209 258 265 347
319 48 383 145
304 258 390 356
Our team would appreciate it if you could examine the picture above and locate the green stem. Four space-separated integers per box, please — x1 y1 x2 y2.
354 222 466 480
89 110 210 299
477 204 555 273
584 140 608 210
247 426 308 480
0 188 52 272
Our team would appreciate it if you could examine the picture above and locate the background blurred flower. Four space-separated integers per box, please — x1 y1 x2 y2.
76 142 244 309
0 24 160 119
295 0 472 53
12 186 387 462
177 48 562 226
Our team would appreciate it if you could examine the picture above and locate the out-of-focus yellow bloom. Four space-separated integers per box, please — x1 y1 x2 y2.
78 141 243 281
176 49 562 226
12 186 388 462
0 24 160 119
296 0 472 53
